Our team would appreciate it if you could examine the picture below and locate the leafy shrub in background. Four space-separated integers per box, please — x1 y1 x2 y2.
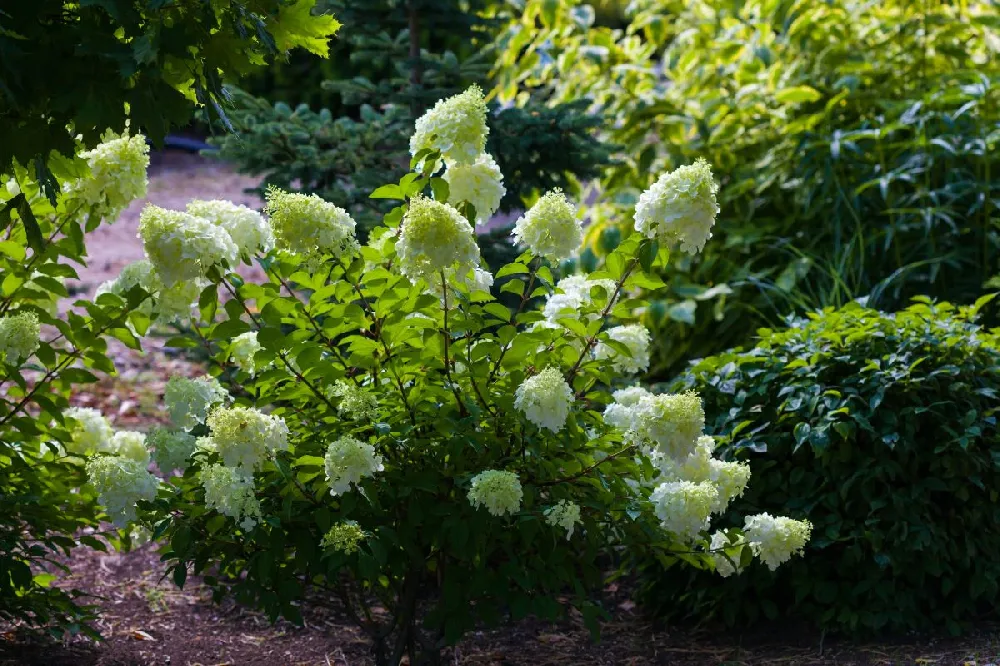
0 0 341 174
0 133 155 634
81 89 810 664
638 297 1000 634
495 0 1000 378
209 0 615 266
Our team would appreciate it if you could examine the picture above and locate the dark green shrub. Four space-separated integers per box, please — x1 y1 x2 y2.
638 297 1000 634
0 0 340 173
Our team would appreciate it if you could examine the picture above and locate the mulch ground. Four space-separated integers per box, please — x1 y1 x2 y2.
2 535 1000 666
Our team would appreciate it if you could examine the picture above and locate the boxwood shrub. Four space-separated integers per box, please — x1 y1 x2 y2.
637 297 1000 634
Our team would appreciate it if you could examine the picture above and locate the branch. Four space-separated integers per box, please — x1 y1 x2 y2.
535 444 637 488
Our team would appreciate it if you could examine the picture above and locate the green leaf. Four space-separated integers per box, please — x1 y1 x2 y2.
775 86 822 105
370 184 404 200
637 238 658 275
272 0 341 57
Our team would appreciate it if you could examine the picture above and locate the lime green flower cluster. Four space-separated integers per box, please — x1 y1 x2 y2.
743 513 813 572
330 380 379 420
199 464 261 532
68 131 149 224
634 158 719 254
514 367 574 433
147 428 197 473
545 500 582 540
324 436 384 496
110 431 149 464
321 522 367 555
264 187 359 264
228 332 261 376
164 375 228 431
138 206 239 287
468 470 523 517
512 189 582 261
593 324 651 374
0 311 40 365
409 84 489 166
206 405 289 473
64 406 113 455
444 153 506 227
187 199 274 261
85 455 159 527
395 197 480 282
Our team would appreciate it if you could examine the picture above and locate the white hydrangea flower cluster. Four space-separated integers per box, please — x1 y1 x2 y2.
655 435 751 514
743 513 813 571
542 275 618 322
545 500 582 540
67 131 149 223
207 405 289 473
514 367 574 433
138 205 239 287
649 480 718 541
85 455 159 527
468 470 523 517
321 522 366 555
265 187 359 263
111 431 149 464
593 324 652 374
147 428 197 472
410 85 489 166
64 407 113 455
634 158 719 255
187 199 274 261
511 190 583 261
395 197 480 283
199 464 262 531
444 153 505 226
324 436 384 496
0 311 40 365
164 375 228 431
228 332 261 376
604 387 704 460
330 381 379 420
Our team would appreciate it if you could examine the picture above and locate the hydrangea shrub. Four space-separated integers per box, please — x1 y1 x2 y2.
83 89 809 663
0 131 153 632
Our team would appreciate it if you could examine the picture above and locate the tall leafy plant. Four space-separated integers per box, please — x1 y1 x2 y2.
0 133 155 634
494 0 1000 377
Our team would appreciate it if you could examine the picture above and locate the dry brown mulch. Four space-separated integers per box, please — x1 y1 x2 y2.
3 537 1000 666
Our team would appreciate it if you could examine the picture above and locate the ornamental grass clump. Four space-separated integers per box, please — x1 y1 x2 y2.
80 88 808 665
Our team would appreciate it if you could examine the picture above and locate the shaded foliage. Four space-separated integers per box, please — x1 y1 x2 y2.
495 0 1000 378
0 0 340 173
640 297 1000 634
